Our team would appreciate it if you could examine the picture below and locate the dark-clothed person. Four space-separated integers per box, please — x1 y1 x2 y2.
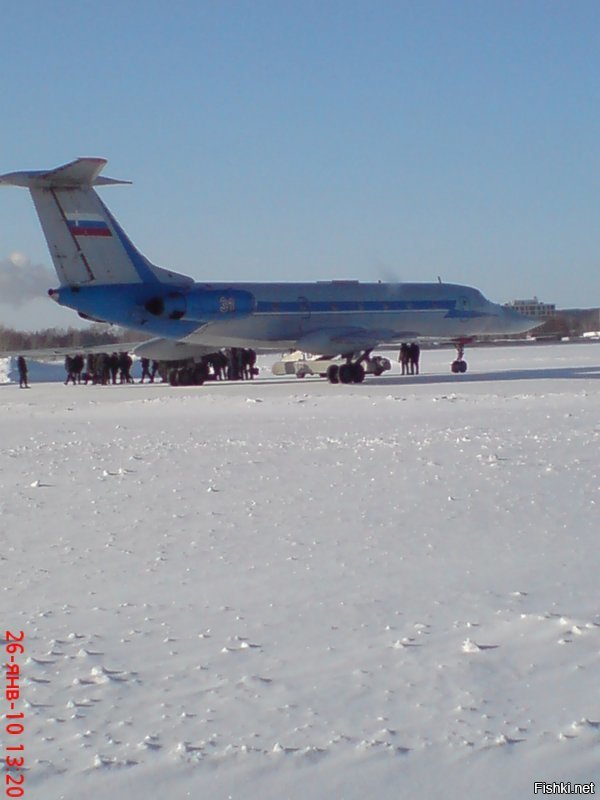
408 342 420 375
64 355 77 385
109 352 120 384
398 343 410 375
17 355 29 388
140 357 152 383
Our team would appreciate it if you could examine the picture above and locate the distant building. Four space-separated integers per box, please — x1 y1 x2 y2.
504 297 556 318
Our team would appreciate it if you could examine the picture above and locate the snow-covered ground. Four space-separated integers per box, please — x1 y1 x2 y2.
1 343 599 799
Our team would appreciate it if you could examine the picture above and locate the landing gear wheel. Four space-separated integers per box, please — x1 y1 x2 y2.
352 363 366 383
327 364 339 383
338 363 354 384
179 368 193 385
451 341 468 374
192 365 207 385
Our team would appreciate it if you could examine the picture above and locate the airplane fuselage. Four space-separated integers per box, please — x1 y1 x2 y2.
50 279 531 353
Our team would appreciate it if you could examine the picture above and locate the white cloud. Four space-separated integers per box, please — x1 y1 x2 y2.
0 253 88 330
0 252 56 306
8 250 29 268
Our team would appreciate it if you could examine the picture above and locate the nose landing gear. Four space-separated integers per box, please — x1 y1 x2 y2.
451 341 468 373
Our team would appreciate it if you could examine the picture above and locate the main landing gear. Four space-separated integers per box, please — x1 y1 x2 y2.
451 341 468 373
327 350 378 384
327 361 365 384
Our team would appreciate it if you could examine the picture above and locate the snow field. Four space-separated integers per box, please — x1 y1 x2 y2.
1 343 599 799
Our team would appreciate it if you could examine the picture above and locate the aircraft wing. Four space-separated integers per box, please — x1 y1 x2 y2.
295 327 419 356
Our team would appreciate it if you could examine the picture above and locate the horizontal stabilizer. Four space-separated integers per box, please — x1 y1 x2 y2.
0 158 130 189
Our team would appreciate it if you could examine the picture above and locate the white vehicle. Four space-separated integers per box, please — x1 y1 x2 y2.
272 351 391 382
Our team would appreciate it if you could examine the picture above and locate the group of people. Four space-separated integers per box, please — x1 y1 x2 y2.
398 342 421 375
16 345 421 388
220 348 258 381
60 348 259 387
64 352 138 385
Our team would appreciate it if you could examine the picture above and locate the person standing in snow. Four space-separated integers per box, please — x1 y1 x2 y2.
139 357 152 383
64 355 77 385
17 355 29 388
398 343 410 375
408 342 420 375
109 352 120 384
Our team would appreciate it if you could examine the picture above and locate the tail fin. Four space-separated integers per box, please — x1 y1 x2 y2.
0 158 191 288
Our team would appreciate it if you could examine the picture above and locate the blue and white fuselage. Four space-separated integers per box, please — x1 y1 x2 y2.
50 279 526 352
0 157 536 364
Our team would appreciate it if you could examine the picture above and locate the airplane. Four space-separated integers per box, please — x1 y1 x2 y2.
0 157 539 383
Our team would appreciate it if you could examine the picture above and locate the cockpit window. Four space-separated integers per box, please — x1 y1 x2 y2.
458 289 486 310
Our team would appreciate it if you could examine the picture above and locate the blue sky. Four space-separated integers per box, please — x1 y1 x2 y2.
1 0 599 329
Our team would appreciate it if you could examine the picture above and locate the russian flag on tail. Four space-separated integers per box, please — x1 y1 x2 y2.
66 213 112 237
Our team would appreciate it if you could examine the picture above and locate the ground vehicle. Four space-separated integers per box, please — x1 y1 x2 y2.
271 351 391 382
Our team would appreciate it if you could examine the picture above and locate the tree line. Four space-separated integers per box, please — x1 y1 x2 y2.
0 323 147 352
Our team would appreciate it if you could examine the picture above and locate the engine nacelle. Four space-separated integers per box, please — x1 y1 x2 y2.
144 292 186 319
144 288 255 321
